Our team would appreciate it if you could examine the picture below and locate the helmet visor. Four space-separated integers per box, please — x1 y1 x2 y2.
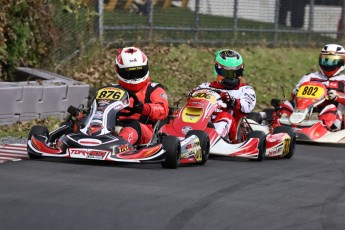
214 63 241 78
319 55 344 72
116 65 149 81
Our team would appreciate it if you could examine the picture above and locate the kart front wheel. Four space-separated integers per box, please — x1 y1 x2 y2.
247 130 266 161
186 130 210 165
272 126 296 159
161 136 181 169
27 125 49 159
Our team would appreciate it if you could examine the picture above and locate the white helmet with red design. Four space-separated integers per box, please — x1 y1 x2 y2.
115 47 149 91
319 44 345 78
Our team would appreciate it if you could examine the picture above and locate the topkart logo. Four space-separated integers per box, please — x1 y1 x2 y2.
69 148 109 160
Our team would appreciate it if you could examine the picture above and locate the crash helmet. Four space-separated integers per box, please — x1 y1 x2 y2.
115 47 149 91
319 44 345 78
214 49 244 89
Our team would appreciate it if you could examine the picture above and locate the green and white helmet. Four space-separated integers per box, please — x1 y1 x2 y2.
214 49 244 89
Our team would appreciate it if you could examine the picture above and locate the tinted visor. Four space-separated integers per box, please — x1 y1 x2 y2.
116 64 149 81
319 55 344 71
214 63 241 78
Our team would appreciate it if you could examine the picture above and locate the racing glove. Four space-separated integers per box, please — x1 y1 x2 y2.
220 92 237 108
328 89 338 101
133 101 144 114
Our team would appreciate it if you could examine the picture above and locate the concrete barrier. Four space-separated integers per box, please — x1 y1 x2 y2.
0 67 90 125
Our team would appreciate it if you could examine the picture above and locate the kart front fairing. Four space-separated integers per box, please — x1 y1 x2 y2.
274 81 345 143
27 85 167 163
165 89 222 136
161 89 271 160
80 85 131 136
281 81 327 126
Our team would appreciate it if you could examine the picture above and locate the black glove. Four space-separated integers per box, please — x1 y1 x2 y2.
220 92 237 108
133 101 144 114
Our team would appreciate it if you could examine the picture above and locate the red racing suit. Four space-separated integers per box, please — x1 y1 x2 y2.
281 71 345 129
193 81 256 141
118 81 169 145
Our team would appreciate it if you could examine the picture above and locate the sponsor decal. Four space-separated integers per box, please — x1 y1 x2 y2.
78 138 102 146
267 146 283 156
189 102 205 106
70 149 88 157
141 145 161 157
182 126 193 135
69 148 109 160
117 144 130 153
160 93 168 100
87 150 108 159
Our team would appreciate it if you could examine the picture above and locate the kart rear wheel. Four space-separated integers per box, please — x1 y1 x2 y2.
27 125 49 159
186 130 210 165
247 131 266 161
272 126 296 159
246 112 263 124
161 136 181 169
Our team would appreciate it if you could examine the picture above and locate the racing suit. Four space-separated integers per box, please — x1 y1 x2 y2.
117 81 169 145
281 71 345 129
192 81 256 141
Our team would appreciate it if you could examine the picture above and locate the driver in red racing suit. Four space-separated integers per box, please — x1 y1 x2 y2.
280 44 345 129
190 49 256 142
114 47 169 145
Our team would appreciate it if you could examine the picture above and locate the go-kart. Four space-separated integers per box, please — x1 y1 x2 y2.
159 88 296 161
258 81 345 144
27 85 208 168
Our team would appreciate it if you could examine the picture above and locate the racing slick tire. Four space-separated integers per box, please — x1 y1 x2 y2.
263 108 276 125
272 126 296 159
186 130 210 165
246 112 263 124
27 125 49 159
247 130 266 161
161 136 181 169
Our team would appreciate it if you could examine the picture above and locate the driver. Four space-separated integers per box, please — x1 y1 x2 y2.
114 46 169 145
280 44 345 129
190 49 256 142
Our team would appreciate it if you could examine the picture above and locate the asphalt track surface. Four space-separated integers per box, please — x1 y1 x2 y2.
1 143 345 230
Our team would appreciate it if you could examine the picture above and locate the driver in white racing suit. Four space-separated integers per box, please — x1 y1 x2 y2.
280 44 345 129
190 49 256 142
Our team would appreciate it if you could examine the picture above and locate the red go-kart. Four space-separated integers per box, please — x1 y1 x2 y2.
259 81 345 144
159 88 296 161
27 85 208 169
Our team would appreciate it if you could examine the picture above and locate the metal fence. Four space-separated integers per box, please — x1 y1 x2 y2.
98 0 345 46
48 0 345 64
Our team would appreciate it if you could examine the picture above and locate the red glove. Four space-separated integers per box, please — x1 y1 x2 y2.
220 92 236 108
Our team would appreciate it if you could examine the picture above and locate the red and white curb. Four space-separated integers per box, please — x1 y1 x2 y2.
0 144 28 163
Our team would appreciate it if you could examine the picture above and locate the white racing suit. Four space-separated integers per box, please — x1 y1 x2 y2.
281 71 345 129
193 81 256 141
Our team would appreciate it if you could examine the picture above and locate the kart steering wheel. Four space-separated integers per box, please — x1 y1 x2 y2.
118 89 141 117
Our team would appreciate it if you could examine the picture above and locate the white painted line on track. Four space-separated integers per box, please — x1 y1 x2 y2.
0 144 28 163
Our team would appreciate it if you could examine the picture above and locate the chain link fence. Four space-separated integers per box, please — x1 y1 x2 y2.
98 0 345 47
49 0 345 63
